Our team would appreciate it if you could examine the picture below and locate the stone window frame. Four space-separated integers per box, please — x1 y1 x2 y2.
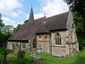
54 32 62 45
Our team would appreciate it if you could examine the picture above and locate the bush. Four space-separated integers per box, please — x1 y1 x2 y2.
76 51 78 53
83 40 85 47
77 35 83 51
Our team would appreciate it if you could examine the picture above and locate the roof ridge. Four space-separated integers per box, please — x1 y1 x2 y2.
27 17 46 39
46 11 69 19
24 16 46 24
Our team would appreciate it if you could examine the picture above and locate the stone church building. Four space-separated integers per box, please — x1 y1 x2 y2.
7 7 79 56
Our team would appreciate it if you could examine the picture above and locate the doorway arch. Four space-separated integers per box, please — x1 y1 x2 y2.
33 39 37 48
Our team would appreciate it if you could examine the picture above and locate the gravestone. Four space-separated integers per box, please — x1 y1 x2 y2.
30 54 45 63
1 50 9 64
17 51 25 61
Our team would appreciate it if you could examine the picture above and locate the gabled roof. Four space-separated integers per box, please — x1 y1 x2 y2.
29 6 34 21
8 11 69 41
8 17 46 41
45 12 69 31
36 21 50 34
36 12 69 34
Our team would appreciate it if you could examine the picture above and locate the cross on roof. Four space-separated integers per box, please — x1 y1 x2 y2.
1 50 9 64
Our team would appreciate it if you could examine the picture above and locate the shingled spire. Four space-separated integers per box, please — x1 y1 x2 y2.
29 6 34 21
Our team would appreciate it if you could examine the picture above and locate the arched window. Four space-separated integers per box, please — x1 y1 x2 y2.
55 33 61 45
33 39 37 48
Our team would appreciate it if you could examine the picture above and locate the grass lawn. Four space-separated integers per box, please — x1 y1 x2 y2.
0 47 85 64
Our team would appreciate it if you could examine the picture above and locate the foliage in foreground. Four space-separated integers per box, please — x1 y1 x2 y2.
0 47 85 64
0 13 29 46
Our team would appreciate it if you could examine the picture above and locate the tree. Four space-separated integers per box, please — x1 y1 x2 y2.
73 12 84 35
0 13 4 31
24 19 29 23
1 25 14 45
1 25 14 35
63 0 85 20
0 13 5 46
73 12 84 51
13 19 29 34
13 24 22 34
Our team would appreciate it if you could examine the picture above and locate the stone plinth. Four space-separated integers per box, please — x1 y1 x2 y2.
30 54 45 63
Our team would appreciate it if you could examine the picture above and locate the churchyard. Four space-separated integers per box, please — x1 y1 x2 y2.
0 47 85 64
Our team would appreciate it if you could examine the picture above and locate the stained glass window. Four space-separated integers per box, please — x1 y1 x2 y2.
55 33 61 45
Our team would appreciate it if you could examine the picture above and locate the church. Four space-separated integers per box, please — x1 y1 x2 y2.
7 6 79 57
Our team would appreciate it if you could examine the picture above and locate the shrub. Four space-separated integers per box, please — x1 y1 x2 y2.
76 51 78 53
83 40 85 47
77 35 83 51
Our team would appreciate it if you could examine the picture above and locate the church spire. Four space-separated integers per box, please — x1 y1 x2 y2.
29 6 34 21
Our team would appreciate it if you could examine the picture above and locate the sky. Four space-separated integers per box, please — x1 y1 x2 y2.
0 0 69 27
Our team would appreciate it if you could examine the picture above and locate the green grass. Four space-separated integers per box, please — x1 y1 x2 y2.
0 47 85 64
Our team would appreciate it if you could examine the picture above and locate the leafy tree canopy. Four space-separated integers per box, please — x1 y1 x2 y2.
63 0 85 20
13 24 22 34
24 19 29 23
0 13 4 31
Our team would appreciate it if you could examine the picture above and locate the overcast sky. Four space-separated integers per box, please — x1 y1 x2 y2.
0 0 69 27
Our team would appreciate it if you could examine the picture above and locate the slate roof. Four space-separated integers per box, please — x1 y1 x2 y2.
36 21 50 34
8 17 46 41
37 12 69 34
8 11 69 41
45 12 69 31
